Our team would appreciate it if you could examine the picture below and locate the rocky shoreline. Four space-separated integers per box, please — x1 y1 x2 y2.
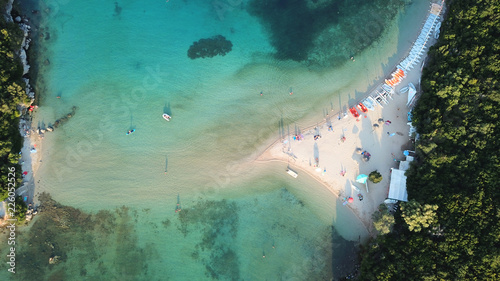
4 1 39 219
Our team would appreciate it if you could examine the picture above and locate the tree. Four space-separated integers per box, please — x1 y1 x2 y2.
359 0 500 278
400 199 438 232
368 170 382 183
372 204 395 235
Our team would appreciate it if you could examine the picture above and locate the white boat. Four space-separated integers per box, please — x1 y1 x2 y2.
434 22 441 39
361 98 375 111
407 83 417 107
382 84 394 93
367 96 378 107
286 168 298 178
372 95 384 107
351 181 361 193
377 91 389 104
162 113 171 121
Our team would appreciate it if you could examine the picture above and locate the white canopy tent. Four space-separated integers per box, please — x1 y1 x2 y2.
388 169 408 202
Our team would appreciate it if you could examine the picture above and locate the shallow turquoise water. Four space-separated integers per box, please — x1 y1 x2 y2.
4 0 431 279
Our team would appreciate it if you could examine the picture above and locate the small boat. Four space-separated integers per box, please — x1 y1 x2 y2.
382 84 394 93
349 107 360 118
286 168 298 178
357 103 368 113
400 86 409 94
373 95 384 108
126 129 135 135
407 83 417 107
434 22 441 39
361 98 375 111
367 96 378 107
162 113 171 121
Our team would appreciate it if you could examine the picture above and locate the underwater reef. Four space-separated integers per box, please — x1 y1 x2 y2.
187 35 233 59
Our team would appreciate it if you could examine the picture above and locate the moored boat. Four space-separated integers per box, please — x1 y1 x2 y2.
162 113 171 121
373 95 384 107
349 107 360 118
407 83 417 107
434 22 441 39
286 168 298 178
361 98 375 111
357 103 368 113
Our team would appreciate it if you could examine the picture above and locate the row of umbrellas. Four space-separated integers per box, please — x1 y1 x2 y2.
398 12 440 73
384 11 440 90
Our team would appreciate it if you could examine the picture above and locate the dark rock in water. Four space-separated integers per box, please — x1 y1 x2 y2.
114 2 122 16
47 106 77 131
44 59 50 65
187 35 232 59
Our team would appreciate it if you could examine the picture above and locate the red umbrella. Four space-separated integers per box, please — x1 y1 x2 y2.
23 171 28 175
348 197 354 203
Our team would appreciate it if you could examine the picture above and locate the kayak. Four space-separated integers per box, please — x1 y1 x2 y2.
357 103 368 113
349 107 360 118
163 113 171 121
126 129 135 135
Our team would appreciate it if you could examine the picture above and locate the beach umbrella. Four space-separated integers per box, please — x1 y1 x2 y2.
356 174 368 184
348 197 354 203
378 118 384 124
403 150 410 156
23 171 28 175
373 124 379 128
356 148 363 154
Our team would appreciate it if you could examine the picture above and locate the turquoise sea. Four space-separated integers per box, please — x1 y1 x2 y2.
2 0 431 279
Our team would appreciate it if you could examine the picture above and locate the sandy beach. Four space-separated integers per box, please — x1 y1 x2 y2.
16 116 44 206
256 26 441 233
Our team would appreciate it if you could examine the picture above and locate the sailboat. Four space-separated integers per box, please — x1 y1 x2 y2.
434 22 441 39
407 83 417 107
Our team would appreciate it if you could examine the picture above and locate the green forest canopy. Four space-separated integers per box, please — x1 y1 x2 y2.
0 7 29 209
358 0 500 279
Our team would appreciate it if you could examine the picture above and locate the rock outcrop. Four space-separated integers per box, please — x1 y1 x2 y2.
187 35 232 59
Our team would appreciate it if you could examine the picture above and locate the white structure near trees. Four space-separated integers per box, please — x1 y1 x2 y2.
387 156 414 202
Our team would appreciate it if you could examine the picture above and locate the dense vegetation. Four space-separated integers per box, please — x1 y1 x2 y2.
369 170 383 183
1 4 29 218
358 0 500 279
